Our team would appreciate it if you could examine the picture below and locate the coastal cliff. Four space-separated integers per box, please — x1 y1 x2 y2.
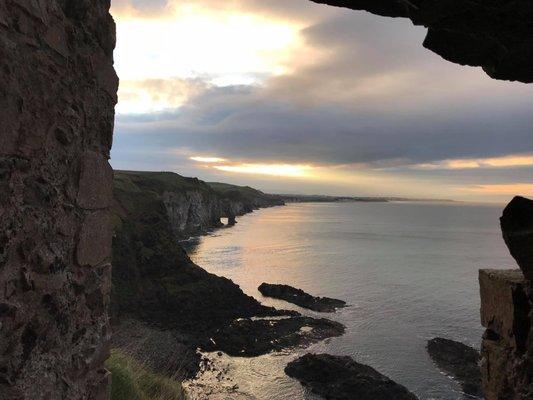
110 171 343 374
114 171 284 238
111 170 284 328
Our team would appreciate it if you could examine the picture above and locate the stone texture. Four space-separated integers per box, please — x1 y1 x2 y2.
312 0 533 83
77 211 113 267
0 0 117 398
480 269 527 349
78 151 114 210
479 269 532 400
500 196 533 281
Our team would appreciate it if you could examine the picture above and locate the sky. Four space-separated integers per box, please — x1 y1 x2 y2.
109 0 533 203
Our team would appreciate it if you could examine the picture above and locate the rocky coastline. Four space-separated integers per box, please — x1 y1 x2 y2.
114 171 285 239
110 171 496 399
110 170 345 382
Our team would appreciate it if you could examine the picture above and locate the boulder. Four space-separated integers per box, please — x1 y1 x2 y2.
258 283 346 312
427 338 482 397
500 196 533 280
285 353 418 400
204 317 345 357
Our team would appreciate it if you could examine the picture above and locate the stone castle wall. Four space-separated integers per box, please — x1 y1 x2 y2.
0 1 117 399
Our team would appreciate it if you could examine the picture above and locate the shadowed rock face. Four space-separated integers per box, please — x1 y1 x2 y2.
501 196 533 281
0 1 117 399
285 353 418 400
427 338 482 397
312 0 533 83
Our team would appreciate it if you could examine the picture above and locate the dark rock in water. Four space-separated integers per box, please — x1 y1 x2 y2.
500 196 533 281
258 283 346 312
427 338 482 397
204 317 345 357
285 353 418 400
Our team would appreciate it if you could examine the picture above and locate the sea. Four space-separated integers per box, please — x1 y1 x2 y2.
184 201 515 400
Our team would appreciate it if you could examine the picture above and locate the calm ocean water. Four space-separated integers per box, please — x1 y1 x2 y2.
186 201 515 400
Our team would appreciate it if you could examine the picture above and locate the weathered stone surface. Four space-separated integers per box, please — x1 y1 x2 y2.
285 353 418 400
500 196 533 281
258 282 346 312
77 211 113 267
479 269 533 400
312 0 533 83
0 0 117 398
78 151 114 210
480 269 527 349
426 338 482 397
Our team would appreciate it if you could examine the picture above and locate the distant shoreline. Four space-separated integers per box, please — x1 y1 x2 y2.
276 194 456 204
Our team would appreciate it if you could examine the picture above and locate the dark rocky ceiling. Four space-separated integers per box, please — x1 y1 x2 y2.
312 0 533 83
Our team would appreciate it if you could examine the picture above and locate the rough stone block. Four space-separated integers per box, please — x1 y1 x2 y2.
479 269 532 400
480 336 512 400
44 24 68 58
500 196 533 281
77 151 113 210
479 269 528 349
92 53 119 102
1 0 116 398
77 211 112 267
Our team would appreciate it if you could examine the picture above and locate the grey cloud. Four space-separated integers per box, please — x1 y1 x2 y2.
115 77 533 167
112 6 533 184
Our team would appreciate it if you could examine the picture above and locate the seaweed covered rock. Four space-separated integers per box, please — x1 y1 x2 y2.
285 353 418 400
205 317 345 357
427 338 482 397
259 283 346 312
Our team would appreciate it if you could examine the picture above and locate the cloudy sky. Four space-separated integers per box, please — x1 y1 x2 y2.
110 0 533 202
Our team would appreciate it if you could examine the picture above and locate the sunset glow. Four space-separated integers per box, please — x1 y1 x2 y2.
190 156 227 163
213 163 313 178
113 2 304 113
462 184 533 196
414 154 533 170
